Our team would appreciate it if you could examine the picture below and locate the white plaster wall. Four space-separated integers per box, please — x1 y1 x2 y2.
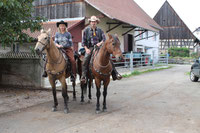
85 4 160 63
86 4 133 52
135 30 160 62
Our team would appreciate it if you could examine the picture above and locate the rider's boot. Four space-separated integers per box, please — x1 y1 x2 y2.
42 71 48 77
70 74 76 82
111 61 122 81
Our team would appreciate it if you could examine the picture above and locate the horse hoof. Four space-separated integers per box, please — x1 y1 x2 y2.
88 100 91 103
64 109 69 114
73 98 77 101
52 107 57 112
103 108 107 112
96 110 101 114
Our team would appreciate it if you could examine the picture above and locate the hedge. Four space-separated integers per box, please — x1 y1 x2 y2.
168 47 189 57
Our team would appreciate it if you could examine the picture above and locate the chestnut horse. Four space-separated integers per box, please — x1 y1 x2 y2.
91 34 123 113
34 29 76 114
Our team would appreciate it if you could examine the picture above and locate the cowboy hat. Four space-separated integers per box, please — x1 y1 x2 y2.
56 20 68 27
88 16 100 23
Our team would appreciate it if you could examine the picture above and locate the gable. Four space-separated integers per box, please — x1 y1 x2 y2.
85 0 162 32
153 1 195 39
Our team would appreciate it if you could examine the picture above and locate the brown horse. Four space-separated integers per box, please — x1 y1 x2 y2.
91 34 123 113
34 29 76 114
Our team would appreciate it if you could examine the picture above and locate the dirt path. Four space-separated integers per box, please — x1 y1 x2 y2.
1 65 200 133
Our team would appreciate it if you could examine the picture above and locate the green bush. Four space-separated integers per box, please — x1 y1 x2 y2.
168 47 189 57
190 52 198 58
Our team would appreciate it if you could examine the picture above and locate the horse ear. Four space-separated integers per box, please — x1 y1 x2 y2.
47 28 51 36
47 28 51 34
41 29 44 33
107 33 112 40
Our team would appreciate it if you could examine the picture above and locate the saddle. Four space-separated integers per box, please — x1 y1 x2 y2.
89 46 101 78
60 49 72 75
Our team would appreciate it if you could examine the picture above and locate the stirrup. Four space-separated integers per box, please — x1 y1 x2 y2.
112 73 122 81
42 71 48 77
116 73 122 80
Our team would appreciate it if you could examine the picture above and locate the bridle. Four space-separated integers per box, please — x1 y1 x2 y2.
37 36 63 64
37 36 50 52
92 43 113 76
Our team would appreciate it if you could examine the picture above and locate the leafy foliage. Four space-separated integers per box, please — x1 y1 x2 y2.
0 0 45 47
168 47 190 57
190 52 198 58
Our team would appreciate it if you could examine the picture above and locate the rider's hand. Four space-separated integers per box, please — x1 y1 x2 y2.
56 44 63 48
96 41 103 47
85 48 91 54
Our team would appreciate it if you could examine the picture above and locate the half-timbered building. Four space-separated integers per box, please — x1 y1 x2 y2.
153 0 198 52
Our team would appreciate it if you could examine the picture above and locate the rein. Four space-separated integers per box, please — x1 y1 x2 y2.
38 37 64 64
47 49 63 64
96 60 110 68
92 44 112 76
37 36 67 77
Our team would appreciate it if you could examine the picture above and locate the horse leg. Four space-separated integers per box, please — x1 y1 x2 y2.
60 76 69 114
49 77 58 112
88 78 92 103
80 82 85 103
72 81 76 101
95 78 101 114
102 86 108 112
103 79 110 112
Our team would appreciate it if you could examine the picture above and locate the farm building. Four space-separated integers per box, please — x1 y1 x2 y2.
32 0 162 61
0 0 162 87
153 0 199 52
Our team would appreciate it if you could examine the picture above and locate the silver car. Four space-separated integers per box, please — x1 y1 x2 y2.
190 59 200 82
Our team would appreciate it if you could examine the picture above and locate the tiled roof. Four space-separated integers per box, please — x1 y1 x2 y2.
0 52 39 59
85 0 162 32
24 18 85 39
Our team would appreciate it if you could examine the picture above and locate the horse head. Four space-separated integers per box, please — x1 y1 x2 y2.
34 29 51 55
106 34 123 61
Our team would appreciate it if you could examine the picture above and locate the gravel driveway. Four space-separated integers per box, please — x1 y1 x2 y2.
0 64 200 133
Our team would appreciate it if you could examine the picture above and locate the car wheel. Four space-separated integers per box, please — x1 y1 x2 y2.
190 71 199 82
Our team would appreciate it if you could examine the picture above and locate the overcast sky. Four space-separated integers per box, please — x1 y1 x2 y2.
134 0 200 32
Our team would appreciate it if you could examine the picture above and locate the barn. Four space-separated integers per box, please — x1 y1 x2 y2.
153 0 199 52
32 0 162 60
0 0 162 87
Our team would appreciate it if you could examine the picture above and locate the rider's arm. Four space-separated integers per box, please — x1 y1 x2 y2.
96 29 106 47
54 33 63 48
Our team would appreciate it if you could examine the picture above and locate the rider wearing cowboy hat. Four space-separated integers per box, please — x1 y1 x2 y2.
42 20 76 82
81 15 122 83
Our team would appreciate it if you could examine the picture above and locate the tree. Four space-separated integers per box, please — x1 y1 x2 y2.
0 0 45 47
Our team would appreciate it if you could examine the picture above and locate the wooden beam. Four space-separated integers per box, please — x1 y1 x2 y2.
122 27 136 36
106 23 122 33
106 22 122 25
134 30 147 38
122 25 136 28
135 34 157 42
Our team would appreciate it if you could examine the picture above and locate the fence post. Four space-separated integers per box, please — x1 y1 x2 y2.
152 51 155 68
130 51 133 72
166 53 169 65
